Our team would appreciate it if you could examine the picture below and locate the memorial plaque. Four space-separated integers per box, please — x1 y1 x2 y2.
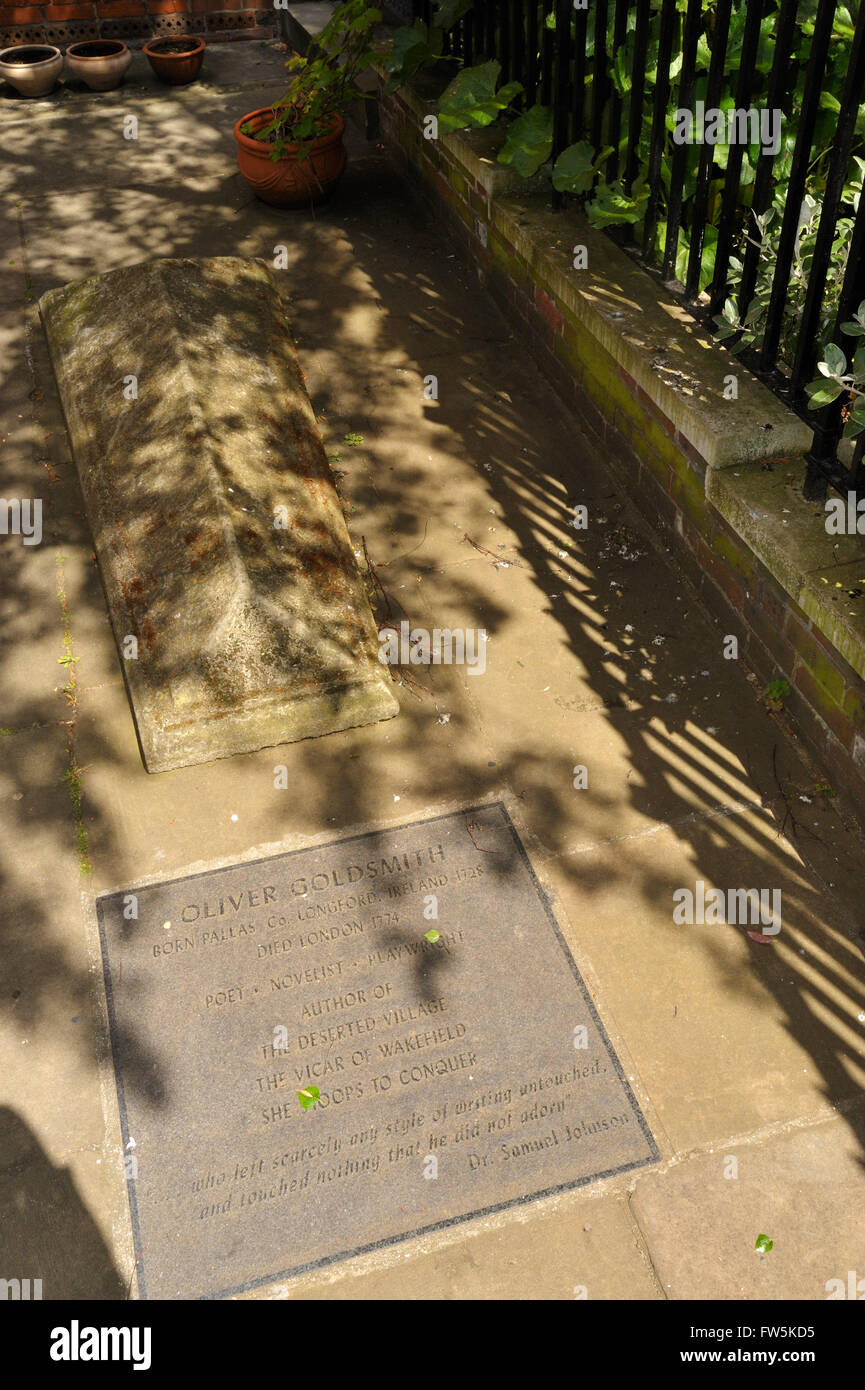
97 803 658 1299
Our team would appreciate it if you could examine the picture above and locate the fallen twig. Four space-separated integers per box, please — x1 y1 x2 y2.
361 534 393 621
462 532 504 563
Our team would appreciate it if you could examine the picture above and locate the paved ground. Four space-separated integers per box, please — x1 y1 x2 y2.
2 40 865 1301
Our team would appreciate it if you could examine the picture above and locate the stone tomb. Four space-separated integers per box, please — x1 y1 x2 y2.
40 257 397 772
97 803 658 1299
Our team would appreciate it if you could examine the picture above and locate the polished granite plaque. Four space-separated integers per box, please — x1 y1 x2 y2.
97 802 658 1298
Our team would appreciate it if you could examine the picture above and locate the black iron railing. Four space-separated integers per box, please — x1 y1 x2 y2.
409 1 865 499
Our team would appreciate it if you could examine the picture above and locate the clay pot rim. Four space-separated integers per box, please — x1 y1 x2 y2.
143 37 205 58
0 44 62 67
234 106 345 157
66 39 129 59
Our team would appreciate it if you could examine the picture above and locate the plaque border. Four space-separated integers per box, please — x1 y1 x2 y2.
96 800 660 1300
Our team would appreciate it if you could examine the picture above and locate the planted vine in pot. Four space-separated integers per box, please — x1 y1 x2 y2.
234 0 381 209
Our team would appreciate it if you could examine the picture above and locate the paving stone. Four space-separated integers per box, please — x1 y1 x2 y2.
547 813 865 1153
260 1191 662 1301
631 1114 865 1299
0 724 127 1298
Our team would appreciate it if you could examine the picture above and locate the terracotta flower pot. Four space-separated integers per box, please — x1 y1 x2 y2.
65 39 131 92
0 44 63 97
234 107 347 209
143 36 205 87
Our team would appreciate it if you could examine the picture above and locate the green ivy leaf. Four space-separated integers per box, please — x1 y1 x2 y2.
755 1233 774 1253
424 928 441 943
497 104 554 178
297 1085 320 1111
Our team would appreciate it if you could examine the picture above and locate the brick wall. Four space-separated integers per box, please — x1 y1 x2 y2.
0 0 276 46
379 84 865 821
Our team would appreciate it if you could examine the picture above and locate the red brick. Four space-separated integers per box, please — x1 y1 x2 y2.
582 388 617 442
534 286 565 335
633 383 676 438
146 0 186 12
638 468 679 536
0 6 43 19
843 681 865 734
674 428 709 469
743 618 796 686
193 25 269 39
696 536 744 610
678 504 703 555
432 170 453 206
467 188 488 218
791 661 855 750
782 606 813 659
44 2 94 16
97 0 145 13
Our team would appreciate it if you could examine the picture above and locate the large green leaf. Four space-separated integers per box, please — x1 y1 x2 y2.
385 20 438 91
497 104 554 178
806 380 845 407
553 140 614 194
843 397 865 436
822 343 848 376
438 61 523 132
434 0 473 29
586 179 648 228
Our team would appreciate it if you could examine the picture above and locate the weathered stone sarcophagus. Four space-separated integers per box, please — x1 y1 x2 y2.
41 257 397 772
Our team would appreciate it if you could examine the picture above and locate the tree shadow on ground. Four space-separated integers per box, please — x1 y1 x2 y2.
1 91 865 1300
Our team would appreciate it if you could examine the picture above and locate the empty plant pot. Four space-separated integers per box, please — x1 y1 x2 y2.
0 44 63 97
65 39 131 92
143 36 205 86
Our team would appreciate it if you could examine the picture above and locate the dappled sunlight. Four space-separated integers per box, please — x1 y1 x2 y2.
1 64 864 1196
